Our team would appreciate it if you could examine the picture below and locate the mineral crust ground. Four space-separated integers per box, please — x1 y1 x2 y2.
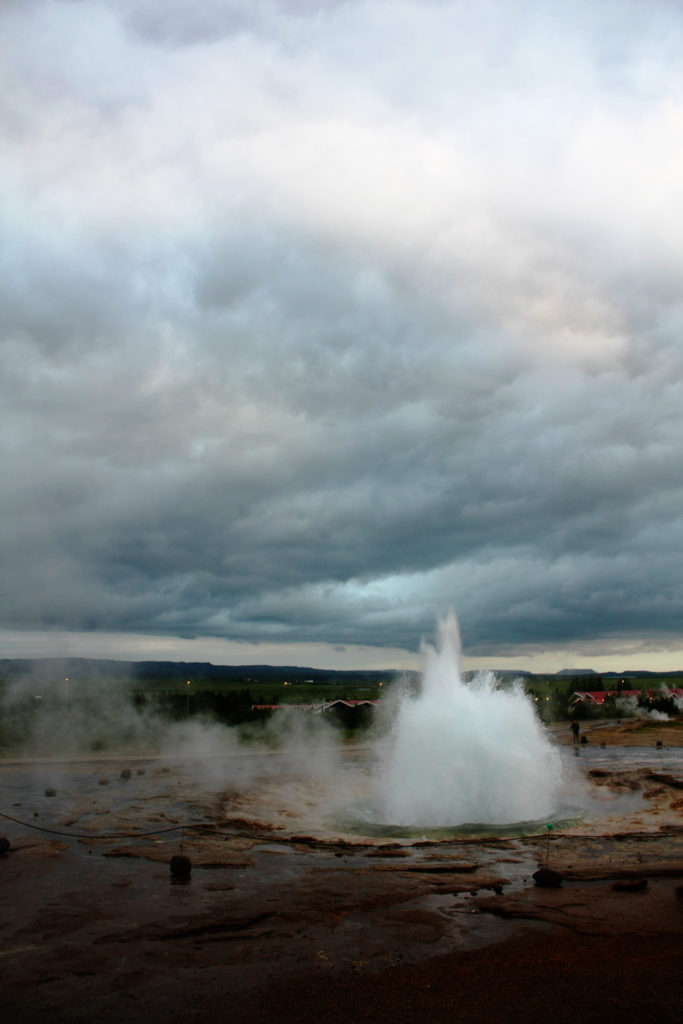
1 720 682 1023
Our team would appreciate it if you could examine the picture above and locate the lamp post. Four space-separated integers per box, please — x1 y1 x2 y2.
186 680 191 717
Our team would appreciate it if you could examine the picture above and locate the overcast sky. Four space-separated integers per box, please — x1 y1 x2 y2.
2 0 683 672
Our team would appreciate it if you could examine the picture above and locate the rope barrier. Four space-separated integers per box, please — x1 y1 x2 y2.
0 808 200 840
0 806 678 847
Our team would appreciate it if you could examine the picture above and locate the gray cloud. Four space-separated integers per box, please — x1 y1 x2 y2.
2 0 683 664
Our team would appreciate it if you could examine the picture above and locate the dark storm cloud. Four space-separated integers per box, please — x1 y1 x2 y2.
2 0 683 662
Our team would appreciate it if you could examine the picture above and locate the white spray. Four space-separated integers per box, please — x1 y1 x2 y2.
378 613 563 826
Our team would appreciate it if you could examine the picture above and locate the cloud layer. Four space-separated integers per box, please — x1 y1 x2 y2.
2 0 683 662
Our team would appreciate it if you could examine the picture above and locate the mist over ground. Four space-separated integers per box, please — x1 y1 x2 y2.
0 616 587 831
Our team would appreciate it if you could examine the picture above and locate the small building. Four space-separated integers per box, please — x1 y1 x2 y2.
569 688 683 708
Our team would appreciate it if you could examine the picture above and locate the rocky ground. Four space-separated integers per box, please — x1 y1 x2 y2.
552 715 683 748
1 719 682 1023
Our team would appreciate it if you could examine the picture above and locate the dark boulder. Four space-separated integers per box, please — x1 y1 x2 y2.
170 854 192 878
533 867 563 888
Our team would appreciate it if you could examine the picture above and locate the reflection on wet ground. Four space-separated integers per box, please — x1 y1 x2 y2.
0 743 681 834
1 743 681 873
1 740 682 1024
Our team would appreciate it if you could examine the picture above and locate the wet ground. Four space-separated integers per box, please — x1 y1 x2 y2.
1 723 682 1022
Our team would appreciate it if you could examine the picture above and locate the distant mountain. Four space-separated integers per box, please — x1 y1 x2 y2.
0 657 409 685
0 657 135 681
3 658 680 687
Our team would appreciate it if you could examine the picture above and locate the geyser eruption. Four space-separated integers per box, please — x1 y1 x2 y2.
379 614 563 827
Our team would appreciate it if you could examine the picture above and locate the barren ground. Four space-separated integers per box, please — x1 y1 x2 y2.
1 719 682 1023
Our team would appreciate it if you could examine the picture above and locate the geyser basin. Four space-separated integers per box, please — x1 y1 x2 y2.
376 614 564 827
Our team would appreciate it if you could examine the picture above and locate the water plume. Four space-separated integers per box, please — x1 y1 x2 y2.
377 614 563 827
